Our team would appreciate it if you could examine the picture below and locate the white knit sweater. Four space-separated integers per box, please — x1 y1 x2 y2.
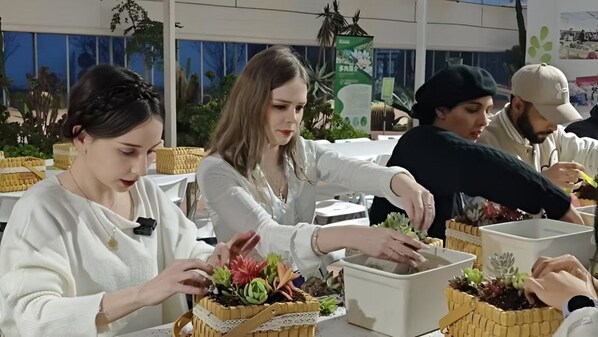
0 176 213 337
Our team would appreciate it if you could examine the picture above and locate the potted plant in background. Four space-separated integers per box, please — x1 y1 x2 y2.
446 199 531 270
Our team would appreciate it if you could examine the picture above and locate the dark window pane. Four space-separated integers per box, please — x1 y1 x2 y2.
128 52 147 79
425 50 434 80
178 40 202 77
37 33 67 103
433 51 447 73
98 36 110 64
291 45 306 61
247 43 267 59
69 35 97 86
202 41 224 94
461 52 473 66
112 37 125 67
4 32 34 94
225 42 246 76
306 46 320 67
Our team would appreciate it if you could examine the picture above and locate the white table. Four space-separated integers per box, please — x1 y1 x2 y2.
117 307 443 337
318 139 398 161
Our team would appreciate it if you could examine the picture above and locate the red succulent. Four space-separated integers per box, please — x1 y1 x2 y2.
229 256 267 286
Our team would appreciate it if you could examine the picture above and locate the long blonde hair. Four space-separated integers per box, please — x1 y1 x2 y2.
209 46 309 183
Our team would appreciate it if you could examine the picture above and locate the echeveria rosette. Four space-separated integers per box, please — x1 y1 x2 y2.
213 266 232 289
242 278 271 305
463 267 484 286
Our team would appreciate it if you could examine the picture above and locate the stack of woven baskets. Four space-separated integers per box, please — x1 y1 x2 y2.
155 147 205 174
0 156 46 192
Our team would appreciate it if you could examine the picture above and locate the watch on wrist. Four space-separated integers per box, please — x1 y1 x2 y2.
567 295 596 315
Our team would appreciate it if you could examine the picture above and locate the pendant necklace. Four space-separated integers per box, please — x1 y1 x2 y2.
68 168 119 251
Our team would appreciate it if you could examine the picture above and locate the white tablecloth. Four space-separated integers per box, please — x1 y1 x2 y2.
116 307 443 337
318 139 398 161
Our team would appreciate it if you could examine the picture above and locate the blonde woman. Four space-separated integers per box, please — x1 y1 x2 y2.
197 46 435 277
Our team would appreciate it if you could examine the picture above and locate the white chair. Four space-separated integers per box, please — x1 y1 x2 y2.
335 137 371 143
314 199 367 225
156 176 188 207
377 135 402 140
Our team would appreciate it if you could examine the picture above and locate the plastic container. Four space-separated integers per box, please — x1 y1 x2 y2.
341 247 475 337
480 219 594 273
577 205 596 226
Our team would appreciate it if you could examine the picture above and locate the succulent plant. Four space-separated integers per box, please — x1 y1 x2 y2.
463 267 484 286
242 278 271 305
273 261 300 300
213 266 232 288
457 199 531 227
377 212 425 240
301 271 344 298
261 253 283 285
488 252 516 280
230 256 267 286
318 296 338 316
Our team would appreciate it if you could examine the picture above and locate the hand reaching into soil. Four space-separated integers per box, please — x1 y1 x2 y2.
524 270 598 309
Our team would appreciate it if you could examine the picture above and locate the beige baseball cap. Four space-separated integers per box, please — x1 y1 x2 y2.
511 63 582 124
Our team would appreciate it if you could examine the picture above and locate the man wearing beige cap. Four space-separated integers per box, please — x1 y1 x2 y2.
479 63 598 190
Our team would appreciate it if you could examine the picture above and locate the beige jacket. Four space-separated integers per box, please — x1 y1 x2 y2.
479 104 598 177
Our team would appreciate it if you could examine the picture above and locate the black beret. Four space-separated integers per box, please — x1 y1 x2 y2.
410 65 497 125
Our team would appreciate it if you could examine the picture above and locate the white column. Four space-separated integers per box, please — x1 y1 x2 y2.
413 0 428 127
163 0 177 147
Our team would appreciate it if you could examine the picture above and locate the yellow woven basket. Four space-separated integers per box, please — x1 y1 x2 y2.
440 287 562 337
53 143 78 170
181 291 319 337
155 147 204 174
445 220 483 270
0 156 46 192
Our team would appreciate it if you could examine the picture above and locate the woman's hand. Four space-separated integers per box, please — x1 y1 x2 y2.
138 259 214 307
352 226 428 267
524 270 597 308
390 173 435 230
559 205 585 225
531 255 590 279
207 230 261 267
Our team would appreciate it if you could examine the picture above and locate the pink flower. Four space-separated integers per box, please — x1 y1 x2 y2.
229 256 267 286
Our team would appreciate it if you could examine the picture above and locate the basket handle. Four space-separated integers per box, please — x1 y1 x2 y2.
171 310 193 337
438 299 476 333
22 162 45 180
224 303 281 337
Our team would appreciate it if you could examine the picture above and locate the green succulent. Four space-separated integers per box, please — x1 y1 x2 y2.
213 267 232 288
512 271 529 291
262 253 283 284
242 278 271 305
378 212 422 240
318 296 338 316
463 267 484 286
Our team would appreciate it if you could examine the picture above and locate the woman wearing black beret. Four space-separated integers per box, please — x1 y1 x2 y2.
369 65 583 239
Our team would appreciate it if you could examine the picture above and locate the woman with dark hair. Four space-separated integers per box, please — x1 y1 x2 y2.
197 46 436 278
369 65 583 240
0 64 259 336
523 207 598 336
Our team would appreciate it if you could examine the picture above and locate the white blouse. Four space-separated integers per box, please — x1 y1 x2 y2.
196 137 411 277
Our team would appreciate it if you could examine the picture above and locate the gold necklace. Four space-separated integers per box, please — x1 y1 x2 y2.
68 168 119 251
264 166 286 202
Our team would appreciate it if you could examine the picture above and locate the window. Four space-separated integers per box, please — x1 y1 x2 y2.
112 37 125 67
225 42 247 76
202 42 224 94
247 43 267 59
68 35 97 86
37 33 67 102
98 36 110 65
4 32 34 96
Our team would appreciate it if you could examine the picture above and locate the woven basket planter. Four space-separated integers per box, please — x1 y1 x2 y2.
440 287 562 337
0 156 46 192
174 290 319 337
445 220 484 270
53 143 78 170
155 147 204 174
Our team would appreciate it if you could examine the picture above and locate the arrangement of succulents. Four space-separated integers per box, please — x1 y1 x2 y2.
211 253 303 306
448 252 540 311
455 199 531 227
301 270 344 316
574 173 598 201
377 212 428 240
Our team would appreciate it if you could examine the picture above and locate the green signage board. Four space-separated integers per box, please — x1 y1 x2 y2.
334 35 374 131
381 77 395 104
